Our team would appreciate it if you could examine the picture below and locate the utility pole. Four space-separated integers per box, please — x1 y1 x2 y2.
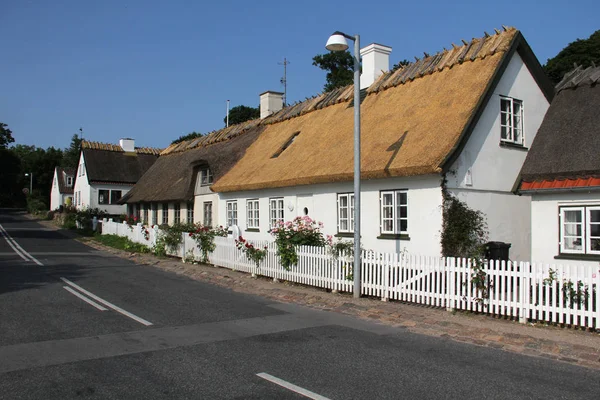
278 58 290 107
226 100 230 127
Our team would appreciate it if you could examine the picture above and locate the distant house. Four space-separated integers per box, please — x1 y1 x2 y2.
518 65 600 265
209 27 553 260
73 139 160 215
50 167 75 210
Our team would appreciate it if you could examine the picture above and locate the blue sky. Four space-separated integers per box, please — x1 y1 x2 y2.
1 0 597 150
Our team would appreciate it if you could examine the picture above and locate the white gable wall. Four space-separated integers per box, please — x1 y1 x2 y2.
50 169 61 210
446 51 550 261
73 152 90 210
531 192 600 266
218 174 443 256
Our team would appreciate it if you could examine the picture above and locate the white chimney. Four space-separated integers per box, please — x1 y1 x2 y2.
359 43 392 89
260 91 284 119
119 138 135 152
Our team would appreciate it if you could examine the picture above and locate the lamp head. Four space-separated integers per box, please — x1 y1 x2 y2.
326 31 349 52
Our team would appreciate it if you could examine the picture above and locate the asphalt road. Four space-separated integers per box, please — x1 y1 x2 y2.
1 209 599 399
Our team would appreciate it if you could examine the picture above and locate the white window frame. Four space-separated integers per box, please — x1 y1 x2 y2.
269 198 285 229
337 193 354 233
187 201 194 224
226 201 238 227
203 202 212 227
173 203 181 224
380 190 408 234
162 203 169 225
560 206 600 255
200 168 213 186
151 203 158 226
500 96 524 145
247 199 260 229
66 176 73 187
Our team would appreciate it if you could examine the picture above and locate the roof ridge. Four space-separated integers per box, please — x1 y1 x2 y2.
163 26 518 156
555 64 600 92
82 140 162 155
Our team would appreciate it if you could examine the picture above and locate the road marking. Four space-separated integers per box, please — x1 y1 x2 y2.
256 373 331 400
0 224 43 266
60 277 153 326
63 286 108 311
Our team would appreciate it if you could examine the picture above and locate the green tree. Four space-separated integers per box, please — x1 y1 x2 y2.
312 51 354 92
544 30 600 84
392 59 411 71
171 131 203 145
224 105 260 126
0 122 15 149
12 144 63 207
62 134 82 168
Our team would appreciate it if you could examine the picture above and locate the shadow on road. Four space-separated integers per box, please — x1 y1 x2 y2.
0 263 88 296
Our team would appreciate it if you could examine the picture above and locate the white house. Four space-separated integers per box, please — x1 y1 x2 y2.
518 65 600 266
210 27 553 260
73 139 160 215
49 167 75 210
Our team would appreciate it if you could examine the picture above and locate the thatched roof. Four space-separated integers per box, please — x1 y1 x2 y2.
211 27 553 192
82 140 161 155
120 126 265 203
56 167 74 194
81 140 160 185
519 65 600 185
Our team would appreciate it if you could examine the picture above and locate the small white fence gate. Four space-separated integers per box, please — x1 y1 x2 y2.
100 219 600 330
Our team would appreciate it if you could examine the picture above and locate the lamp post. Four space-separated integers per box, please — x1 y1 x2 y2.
24 173 33 195
326 31 361 298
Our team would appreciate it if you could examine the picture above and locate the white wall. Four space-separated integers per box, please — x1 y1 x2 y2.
194 193 219 226
50 169 61 210
446 51 550 261
73 152 91 209
531 192 600 266
218 175 444 256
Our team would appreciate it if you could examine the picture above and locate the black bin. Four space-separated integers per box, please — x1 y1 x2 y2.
484 241 511 261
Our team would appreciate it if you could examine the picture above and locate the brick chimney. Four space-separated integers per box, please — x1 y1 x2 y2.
119 138 135 152
260 91 284 119
360 43 392 89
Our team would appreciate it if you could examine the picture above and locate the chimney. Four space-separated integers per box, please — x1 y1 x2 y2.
359 43 392 89
119 138 135 152
260 91 284 119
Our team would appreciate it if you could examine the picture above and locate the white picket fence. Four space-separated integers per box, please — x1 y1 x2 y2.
100 219 600 330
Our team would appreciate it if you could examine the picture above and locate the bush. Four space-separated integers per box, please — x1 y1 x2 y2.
270 216 327 270
93 234 150 253
62 213 77 230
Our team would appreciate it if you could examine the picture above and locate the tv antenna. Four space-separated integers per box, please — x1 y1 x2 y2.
79 127 83 140
278 58 290 107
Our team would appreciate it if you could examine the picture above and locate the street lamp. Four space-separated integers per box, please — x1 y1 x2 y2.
24 173 33 195
326 31 362 298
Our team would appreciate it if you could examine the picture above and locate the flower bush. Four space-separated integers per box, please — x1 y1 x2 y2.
140 224 151 241
189 224 228 263
270 216 327 270
235 236 268 268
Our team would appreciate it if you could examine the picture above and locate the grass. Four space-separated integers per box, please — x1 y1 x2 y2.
92 234 150 253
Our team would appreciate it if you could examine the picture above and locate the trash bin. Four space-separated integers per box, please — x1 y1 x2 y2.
484 241 511 261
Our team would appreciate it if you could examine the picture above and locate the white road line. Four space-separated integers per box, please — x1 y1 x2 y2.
60 277 153 326
0 224 44 266
256 373 331 400
63 286 108 311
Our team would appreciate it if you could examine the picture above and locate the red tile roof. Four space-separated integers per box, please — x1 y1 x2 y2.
521 177 600 191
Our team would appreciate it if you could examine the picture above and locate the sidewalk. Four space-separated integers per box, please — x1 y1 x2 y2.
32 216 600 371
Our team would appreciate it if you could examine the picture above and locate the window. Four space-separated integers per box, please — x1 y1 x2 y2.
380 190 408 234
500 96 524 145
66 176 73 187
247 199 260 229
560 206 600 255
98 190 109 205
200 168 213 186
203 202 213 227
269 198 285 228
152 203 158 226
162 203 169 225
79 163 85 177
142 204 148 224
174 203 181 224
337 193 355 233
187 201 194 224
226 201 238 227
272 132 300 158
111 190 122 204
